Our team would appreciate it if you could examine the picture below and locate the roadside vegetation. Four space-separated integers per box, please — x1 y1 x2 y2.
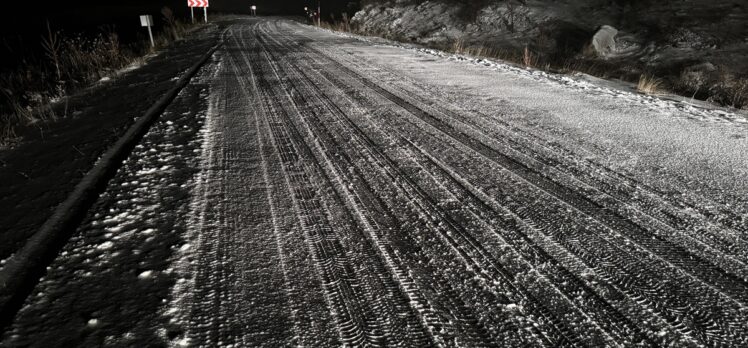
0 7 204 146
332 0 748 111
447 40 747 106
636 74 664 95
323 15 748 108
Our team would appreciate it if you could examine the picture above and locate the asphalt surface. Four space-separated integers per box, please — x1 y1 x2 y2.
3 18 748 347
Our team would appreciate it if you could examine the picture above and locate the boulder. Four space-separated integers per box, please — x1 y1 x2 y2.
591 25 618 57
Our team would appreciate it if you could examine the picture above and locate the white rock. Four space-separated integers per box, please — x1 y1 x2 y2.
591 25 618 57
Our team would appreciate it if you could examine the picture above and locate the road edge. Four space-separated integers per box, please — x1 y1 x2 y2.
0 30 226 333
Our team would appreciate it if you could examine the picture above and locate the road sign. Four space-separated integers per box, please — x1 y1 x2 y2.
139 15 153 27
187 0 209 23
251 5 257 16
187 0 209 7
140 15 155 47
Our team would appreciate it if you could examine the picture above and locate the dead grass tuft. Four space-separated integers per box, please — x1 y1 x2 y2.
523 46 537 68
320 13 353 33
637 74 664 95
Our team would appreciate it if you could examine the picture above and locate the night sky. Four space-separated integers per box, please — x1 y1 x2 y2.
1 0 358 67
2 0 357 36
0 0 356 71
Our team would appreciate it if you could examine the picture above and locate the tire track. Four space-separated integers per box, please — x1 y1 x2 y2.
223 26 341 346
299 26 748 298
254 24 518 347
262 21 748 346
316 45 748 305
223 51 299 346
232 23 443 347
303 50 748 345
187 72 239 346
257 23 620 347
285 18 748 251
336 59 748 280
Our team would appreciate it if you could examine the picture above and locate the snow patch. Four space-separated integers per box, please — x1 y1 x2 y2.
96 241 114 250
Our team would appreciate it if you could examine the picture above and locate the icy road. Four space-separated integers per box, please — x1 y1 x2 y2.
4 18 748 347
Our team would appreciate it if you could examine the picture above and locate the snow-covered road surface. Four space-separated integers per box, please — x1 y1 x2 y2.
4 18 748 347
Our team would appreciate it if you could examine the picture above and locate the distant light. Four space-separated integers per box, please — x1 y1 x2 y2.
304 7 308 11
251 5 257 10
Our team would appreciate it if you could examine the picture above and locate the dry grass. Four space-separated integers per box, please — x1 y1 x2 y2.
637 74 664 95
523 46 537 68
729 79 748 109
448 38 528 67
452 39 502 58
447 37 631 82
320 12 353 32
712 70 748 109
1 30 130 145
0 12 204 146
327 18 748 112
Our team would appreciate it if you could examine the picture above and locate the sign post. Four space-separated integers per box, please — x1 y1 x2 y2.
140 15 154 48
187 0 209 23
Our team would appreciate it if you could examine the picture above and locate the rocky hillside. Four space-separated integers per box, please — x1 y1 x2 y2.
352 0 748 107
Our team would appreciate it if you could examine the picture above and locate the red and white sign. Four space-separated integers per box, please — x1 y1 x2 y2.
188 0 209 8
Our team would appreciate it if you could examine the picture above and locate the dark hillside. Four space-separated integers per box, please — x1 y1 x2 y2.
353 0 748 107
